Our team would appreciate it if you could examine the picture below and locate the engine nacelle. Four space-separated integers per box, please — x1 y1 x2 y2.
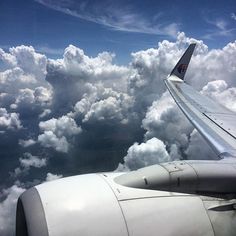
115 160 236 194
16 174 128 236
16 171 236 236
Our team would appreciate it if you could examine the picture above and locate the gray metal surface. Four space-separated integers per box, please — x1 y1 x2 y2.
170 43 196 80
16 187 49 236
35 174 129 236
204 112 236 139
165 77 236 158
120 196 214 236
166 43 236 158
203 199 236 236
16 172 236 236
115 160 236 194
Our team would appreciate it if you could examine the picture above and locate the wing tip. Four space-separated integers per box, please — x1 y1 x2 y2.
170 43 196 81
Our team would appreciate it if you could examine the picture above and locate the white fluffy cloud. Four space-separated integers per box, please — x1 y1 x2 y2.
0 108 22 130
38 115 82 152
1 32 236 236
187 41 236 89
12 153 47 178
0 46 52 133
8 45 47 79
117 138 171 171
47 45 129 87
128 32 208 111
19 153 46 169
45 172 63 182
39 115 81 136
38 131 69 153
0 45 47 89
201 80 236 112
72 83 134 124
142 91 192 148
18 139 36 147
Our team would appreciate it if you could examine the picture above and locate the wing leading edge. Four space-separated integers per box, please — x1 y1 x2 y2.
165 44 236 158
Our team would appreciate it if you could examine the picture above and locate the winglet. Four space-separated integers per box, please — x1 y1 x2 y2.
170 43 196 80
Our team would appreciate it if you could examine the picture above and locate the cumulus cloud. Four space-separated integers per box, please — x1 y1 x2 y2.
0 45 47 87
142 91 192 149
201 80 236 112
128 32 208 113
0 108 22 130
45 45 129 116
38 131 69 153
38 115 82 152
47 45 128 82
39 108 51 118
45 172 63 182
11 153 47 178
1 32 236 236
71 83 134 124
39 115 81 137
8 45 47 79
19 139 36 147
11 87 52 116
19 153 46 169
117 138 171 171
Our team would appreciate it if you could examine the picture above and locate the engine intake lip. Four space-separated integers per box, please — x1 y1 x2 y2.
16 187 49 236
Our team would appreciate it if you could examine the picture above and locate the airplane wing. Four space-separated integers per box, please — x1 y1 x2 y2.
164 44 236 158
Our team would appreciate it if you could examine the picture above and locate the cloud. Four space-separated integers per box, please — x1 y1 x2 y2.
1 32 236 236
128 32 208 112
203 18 236 39
19 139 36 147
142 91 192 148
201 80 236 112
0 45 51 117
185 129 217 160
231 13 236 21
71 83 134 124
12 87 52 113
19 153 46 169
8 45 47 79
39 108 51 118
46 45 129 116
35 0 179 36
39 115 81 137
0 108 22 130
117 137 171 171
38 131 70 153
11 153 47 178
0 185 25 236
45 172 63 182
38 115 82 152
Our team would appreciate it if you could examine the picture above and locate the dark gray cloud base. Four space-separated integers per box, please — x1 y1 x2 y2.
0 33 236 235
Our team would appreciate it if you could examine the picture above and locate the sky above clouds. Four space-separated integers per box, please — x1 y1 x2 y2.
0 0 236 63
0 1 236 235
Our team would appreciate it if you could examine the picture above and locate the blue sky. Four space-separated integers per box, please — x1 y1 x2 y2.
0 0 236 63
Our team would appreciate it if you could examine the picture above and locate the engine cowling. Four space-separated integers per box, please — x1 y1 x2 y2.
16 174 128 236
16 171 236 236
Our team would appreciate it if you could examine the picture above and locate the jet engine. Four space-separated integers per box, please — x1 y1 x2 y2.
16 163 236 236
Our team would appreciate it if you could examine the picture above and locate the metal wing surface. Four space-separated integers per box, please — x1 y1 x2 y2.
165 44 236 158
